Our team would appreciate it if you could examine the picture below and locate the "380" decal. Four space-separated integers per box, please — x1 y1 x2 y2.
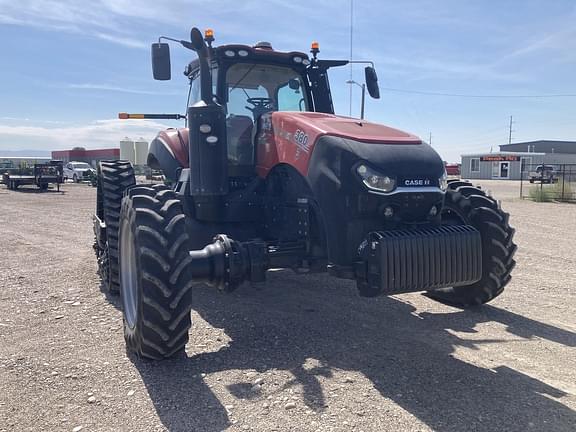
294 129 309 151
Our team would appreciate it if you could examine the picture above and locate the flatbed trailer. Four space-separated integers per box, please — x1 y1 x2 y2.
1 160 64 191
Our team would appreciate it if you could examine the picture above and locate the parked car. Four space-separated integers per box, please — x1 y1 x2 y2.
529 165 558 184
63 161 95 183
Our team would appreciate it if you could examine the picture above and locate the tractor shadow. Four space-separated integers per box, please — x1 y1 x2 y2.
133 271 576 432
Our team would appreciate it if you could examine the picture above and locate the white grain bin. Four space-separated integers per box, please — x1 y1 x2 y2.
120 137 135 164
134 138 149 166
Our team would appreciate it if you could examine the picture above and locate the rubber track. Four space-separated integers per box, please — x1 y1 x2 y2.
97 160 135 293
427 181 517 307
121 185 194 359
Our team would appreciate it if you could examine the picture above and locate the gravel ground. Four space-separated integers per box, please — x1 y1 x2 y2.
0 181 575 432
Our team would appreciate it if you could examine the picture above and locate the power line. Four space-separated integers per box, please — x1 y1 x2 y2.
381 87 576 98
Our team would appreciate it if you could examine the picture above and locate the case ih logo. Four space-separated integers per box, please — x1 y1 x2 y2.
404 179 431 186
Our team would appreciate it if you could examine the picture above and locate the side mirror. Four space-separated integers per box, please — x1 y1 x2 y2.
364 66 380 99
288 79 300 90
151 43 171 80
190 27 206 52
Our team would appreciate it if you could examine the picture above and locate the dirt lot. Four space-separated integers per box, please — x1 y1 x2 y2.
1 181 575 432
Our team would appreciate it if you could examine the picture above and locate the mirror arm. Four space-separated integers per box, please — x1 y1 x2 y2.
158 34 212 104
159 36 194 51
348 60 375 68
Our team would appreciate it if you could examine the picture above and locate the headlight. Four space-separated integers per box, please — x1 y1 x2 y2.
356 164 396 193
439 170 448 191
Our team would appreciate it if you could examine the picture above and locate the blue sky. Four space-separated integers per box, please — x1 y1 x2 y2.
1 0 575 162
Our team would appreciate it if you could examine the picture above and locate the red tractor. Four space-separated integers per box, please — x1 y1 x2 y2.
94 28 516 359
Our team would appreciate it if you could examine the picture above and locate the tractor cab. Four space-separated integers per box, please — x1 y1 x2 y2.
130 28 380 187
184 42 313 172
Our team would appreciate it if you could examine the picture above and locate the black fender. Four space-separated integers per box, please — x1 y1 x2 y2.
147 129 189 182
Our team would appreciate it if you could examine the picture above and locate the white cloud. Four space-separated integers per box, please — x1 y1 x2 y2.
501 28 576 63
0 118 173 151
357 50 526 82
0 0 147 49
94 32 147 49
67 83 178 95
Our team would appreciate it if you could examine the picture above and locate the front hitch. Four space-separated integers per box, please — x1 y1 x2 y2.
188 235 268 291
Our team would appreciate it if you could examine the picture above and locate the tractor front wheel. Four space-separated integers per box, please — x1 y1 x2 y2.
119 185 194 359
427 181 517 307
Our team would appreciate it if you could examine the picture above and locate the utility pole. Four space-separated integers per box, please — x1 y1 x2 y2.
429 132 432 146
345 80 365 119
508 115 514 144
349 0 354 116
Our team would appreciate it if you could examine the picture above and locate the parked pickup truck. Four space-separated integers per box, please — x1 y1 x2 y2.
63 161 96 183
529 165 559 184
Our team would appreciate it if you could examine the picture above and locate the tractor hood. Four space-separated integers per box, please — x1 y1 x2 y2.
271 112 422 144
256 111 428 178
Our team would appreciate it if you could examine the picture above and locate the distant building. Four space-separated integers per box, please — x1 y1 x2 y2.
52 148 119 167
461 143 576 180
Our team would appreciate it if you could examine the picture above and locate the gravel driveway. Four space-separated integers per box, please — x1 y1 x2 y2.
1 182 575 432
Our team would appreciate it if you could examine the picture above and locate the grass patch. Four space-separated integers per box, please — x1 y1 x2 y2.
528 185 554 202
552 179 574 201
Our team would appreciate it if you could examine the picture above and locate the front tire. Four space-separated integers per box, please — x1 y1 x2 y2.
119 185 194 359
427 181 517 307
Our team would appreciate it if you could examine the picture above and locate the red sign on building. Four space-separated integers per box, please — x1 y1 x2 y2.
480 155 520 162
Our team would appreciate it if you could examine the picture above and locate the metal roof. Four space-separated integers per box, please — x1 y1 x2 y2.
499 140 576 154
461 151 545 157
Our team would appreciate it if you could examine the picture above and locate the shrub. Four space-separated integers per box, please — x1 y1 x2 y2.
552 179 574 201
528 185 553 202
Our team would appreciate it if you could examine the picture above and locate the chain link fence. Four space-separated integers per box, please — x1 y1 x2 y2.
520 164 576 202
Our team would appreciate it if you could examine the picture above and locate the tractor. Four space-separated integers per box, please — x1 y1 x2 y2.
94 28 516 360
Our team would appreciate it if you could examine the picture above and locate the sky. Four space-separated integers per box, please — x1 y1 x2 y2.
0 0 575 162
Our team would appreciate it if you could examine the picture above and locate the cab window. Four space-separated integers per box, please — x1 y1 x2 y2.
224 63 309 166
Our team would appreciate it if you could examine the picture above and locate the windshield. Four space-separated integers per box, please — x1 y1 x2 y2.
226 63 309 118
225 63 309 166
72 163 91 169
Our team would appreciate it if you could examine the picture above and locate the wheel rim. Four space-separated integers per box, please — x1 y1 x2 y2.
120 218 138 329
